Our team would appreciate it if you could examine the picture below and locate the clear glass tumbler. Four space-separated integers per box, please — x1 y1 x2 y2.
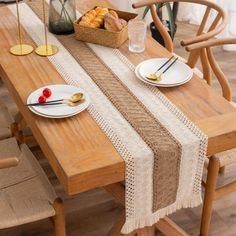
128 19 147 53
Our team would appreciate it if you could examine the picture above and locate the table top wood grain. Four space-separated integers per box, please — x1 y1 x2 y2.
0 0 236 195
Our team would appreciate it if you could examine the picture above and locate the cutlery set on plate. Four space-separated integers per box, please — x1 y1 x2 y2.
146 56 178 81
27 85 90 118
135 56 193 87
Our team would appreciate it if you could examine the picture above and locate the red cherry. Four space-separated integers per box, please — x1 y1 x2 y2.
43 88 52 98
38 95 47 103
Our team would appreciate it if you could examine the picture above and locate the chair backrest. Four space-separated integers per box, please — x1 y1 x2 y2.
186 38 236 101
132 0 228 67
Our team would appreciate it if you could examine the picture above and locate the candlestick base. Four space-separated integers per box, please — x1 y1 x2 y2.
35 44 58 56
9 44 34 56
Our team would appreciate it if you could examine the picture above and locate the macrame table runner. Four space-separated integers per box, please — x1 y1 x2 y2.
8 2 208 233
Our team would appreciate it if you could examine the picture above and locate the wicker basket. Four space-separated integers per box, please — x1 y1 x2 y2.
74 7 137 48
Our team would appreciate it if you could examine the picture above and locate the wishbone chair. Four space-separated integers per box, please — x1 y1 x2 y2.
186 37 236 236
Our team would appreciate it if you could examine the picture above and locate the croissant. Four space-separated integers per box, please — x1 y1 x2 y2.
86 10 97 18
97 7 109 16
79 7 109 28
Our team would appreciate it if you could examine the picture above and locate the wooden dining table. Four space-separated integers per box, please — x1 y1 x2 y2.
1 0 236 235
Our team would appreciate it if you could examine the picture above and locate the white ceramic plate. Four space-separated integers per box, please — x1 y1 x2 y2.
135 58 193 87
27 84 90 118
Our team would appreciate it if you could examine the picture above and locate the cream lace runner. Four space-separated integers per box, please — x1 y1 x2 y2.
8 2 208 233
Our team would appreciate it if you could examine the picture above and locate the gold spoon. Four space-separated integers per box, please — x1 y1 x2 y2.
146 57 179 82
69 93 83 103
60 98 85 107
146 73 162 81
146 56 174 81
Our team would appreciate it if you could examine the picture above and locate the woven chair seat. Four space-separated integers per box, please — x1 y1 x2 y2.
0 138 57 229
0 101 13 140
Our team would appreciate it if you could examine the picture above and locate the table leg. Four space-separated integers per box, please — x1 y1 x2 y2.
156 217 189 236
136 226 155 236
107 210 126 236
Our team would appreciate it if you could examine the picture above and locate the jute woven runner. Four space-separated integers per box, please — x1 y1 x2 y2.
26 0 182 212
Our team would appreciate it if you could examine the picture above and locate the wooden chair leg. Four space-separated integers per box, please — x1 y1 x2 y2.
51 198 66 236
108 210 125 236
200 156 220 236
187 50 200 68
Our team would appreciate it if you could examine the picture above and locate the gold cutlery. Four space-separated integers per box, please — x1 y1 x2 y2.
27 93 84 106
146 56 177 81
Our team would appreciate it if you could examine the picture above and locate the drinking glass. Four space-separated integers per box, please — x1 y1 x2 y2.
128 19 147 53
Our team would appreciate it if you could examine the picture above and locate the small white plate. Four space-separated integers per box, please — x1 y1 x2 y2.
135 58 193 87
27 84 90 118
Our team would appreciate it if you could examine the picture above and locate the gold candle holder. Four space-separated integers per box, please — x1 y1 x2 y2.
35 0 58 56
9 0 34 56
